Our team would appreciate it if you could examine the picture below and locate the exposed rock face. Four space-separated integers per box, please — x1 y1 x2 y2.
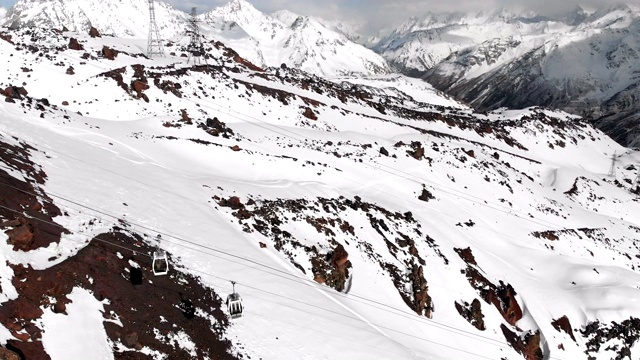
411 264 433 318
0 346 21 360
101 45 118 60
199 117 235 138
302 107 317 120
88 26 100 38
311 244 352 292
418 188 434 202
501 325 543 360
582 317 640 359
68 37 83 51
5 219 35 250
551 315 576 342
455 299 485 330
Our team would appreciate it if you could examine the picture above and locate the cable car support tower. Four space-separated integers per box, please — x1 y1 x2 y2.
147 0 165 58
187 7 207 66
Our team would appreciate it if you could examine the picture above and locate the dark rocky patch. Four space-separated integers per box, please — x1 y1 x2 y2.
581 318 640 360
552 316 576 342
455 299 485 330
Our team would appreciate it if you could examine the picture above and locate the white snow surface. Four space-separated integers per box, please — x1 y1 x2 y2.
0 26 638 360
38 287 113 360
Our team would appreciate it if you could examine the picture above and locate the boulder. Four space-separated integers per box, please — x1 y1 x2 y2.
6 224 34 249
66 66 75 75
0 347 21 360
302 107 317 120
332 244 349 268
68 38 84 51
379 147 389 156
88 26 101 38
102 46 118 60
131 80 149 93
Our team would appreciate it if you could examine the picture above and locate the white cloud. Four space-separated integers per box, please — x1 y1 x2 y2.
0 7 7 23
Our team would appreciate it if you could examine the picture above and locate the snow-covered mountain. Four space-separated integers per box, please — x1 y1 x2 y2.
2 0 388 77
202 0 390 76
0 23 640 360
375 5 640 147
0 7 7 23
2 0 187 38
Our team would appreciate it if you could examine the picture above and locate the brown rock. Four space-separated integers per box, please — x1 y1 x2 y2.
131 80 149 93
231 145 241 152
551 316 576 342
0 219 22 228
302 107 317 120
102 46 118 60
227 196 243 210
68 38 84 51
88 26 101 38
66 66 75 75
0 347 20 360
123 332 139 349
313 274 326 284
418 189 434 202
6 224 34 249
62 101 69 106
52 301 66 314
259 242 267 248
332 244 349 268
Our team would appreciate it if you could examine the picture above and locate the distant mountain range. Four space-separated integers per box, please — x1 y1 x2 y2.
374 5 640 147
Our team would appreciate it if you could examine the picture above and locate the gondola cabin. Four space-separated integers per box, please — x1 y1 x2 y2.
227 281 244 319
152 251 169 276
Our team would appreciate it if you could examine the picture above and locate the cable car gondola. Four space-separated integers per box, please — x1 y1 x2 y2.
226 281 244 319
152 250 169 276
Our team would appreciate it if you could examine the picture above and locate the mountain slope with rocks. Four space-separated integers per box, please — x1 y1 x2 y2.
0 22 639 360
375 5 640 147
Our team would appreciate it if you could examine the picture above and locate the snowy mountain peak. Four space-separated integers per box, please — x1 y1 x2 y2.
3 0 187 38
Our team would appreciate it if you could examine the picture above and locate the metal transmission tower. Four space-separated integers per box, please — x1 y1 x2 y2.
634 165 640 194
608 152 621 177
147 0 165 58
187 7 206 65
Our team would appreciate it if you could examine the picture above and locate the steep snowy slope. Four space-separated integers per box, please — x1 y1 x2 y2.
202 0 390 76
2 0 187 38
0 25 639 360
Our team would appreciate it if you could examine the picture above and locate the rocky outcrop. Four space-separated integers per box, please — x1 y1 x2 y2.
0 346 21 360
411 264 433 318
68 37 83 51
4 218 35 250
311 244 352 292
582 317 640 359
551 316 576 342
455 299 485 330
88 26 100 38
101 45 118 60
501 325 543 360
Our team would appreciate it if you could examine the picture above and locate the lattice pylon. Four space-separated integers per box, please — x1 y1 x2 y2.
147 0 165 58
634 165 640 194
187 7 206 65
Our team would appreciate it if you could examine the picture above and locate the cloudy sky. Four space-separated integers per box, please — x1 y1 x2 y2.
2 0 640 29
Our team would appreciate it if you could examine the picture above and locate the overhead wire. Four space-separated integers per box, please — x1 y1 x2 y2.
0 201 527 360
0 62 622 359
0 184 579 360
